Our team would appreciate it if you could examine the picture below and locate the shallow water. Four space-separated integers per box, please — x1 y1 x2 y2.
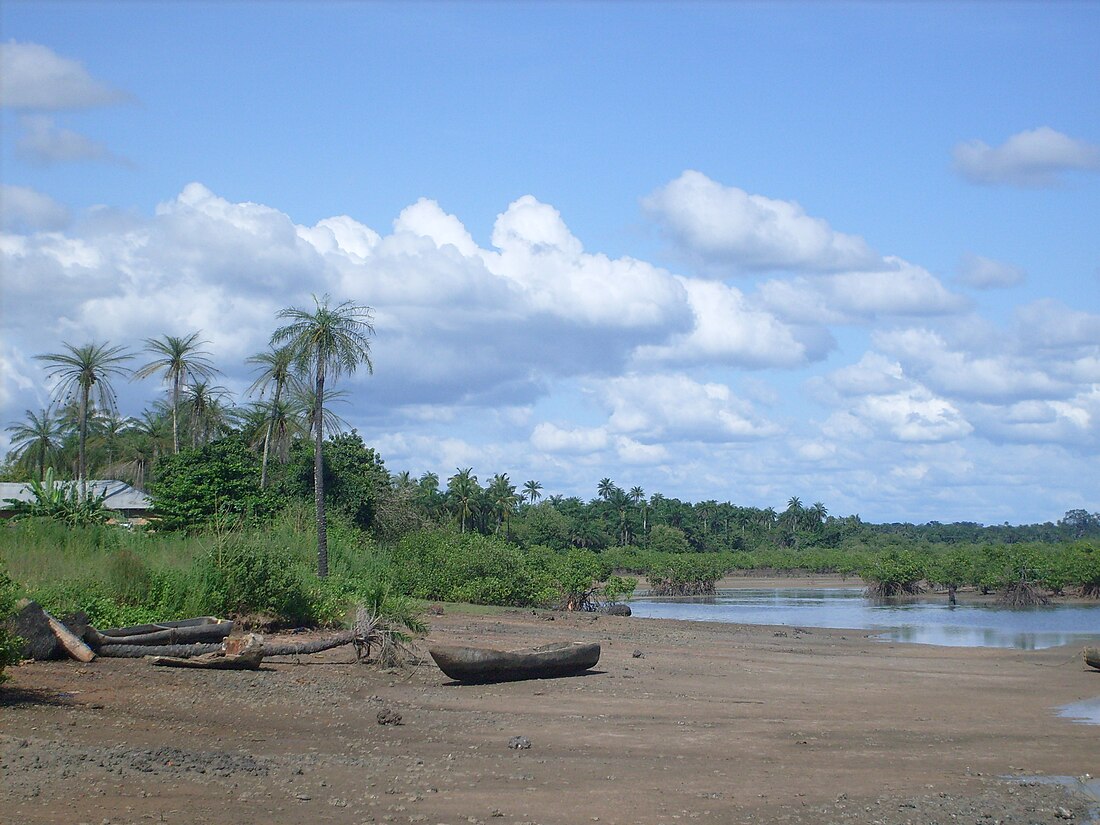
1058 696 1100 726
629 587 1100 649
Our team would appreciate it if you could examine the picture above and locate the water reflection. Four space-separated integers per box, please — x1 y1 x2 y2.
629 587 1100 649
1058 697 1100 726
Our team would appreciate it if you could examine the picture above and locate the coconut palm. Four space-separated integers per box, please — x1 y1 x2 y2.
35 341 132 490
133 332 217 455
4 406 68 480
523 479 543 504
447 467 479 534
630 486 648 534
246 344 304 488
488 472 519 534
271 295 374 578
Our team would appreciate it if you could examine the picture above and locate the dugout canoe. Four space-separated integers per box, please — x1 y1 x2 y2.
86 617 233 648
428 641 600 683
1085 647 1100 671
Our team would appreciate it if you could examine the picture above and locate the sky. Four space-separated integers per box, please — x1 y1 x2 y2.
0 2 1097 525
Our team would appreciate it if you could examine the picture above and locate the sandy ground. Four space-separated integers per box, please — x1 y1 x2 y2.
2 592 1099 825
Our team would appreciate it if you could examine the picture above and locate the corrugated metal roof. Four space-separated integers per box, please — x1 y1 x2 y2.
0 480 152 511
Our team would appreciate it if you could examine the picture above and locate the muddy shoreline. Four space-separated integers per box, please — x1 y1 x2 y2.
3 606 1098 824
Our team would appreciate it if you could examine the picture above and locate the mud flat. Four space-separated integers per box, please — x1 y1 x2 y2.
2 608 1098 824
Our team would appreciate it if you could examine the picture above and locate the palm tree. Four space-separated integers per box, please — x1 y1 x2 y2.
523 479 543 504
597 477 617 501
630 486 648 534
811 501 828 529
488 473 519 534
133 332 217 455
182 380 234 447
5 406 68 480
271 295 375 578
36 341 132 490
246 344 303 488
447 467 479 534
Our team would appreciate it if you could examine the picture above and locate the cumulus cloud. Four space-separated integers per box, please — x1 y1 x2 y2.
598 373 781 443
819 354 973 443
872 327 1069 402
757 257 969 323
0 41 129 110
953 126 1100 187
633 278 825 368
958 253 1025 289
0 184 70 232
531 423 610 454
643 170 881 273
15 114 125 165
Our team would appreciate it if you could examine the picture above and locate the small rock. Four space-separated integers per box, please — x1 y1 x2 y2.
632 649 645 659
377 709 403 726
1055 807 1074 820
508 736 531 750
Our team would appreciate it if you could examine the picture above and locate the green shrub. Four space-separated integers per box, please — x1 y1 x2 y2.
861 548 926 598
189 535 314 624
0 568 22 684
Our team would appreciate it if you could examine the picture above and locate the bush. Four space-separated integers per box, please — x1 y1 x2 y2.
1 568 22 684
190 535 315 624
861 548 925 598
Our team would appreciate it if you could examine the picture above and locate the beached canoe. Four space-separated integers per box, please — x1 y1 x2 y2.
429 641 600 683
149 634 264 670
1085 647 1100 671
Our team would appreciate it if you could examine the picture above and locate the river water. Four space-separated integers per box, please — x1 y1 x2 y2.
628 587 1100 650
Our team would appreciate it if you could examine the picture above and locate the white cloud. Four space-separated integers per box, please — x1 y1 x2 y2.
633 278 821 368
643 170 881 273
757 257 969 323
953 126 1100 187
819 353 973 443
0 184 70 232
958 253 1025 289
0 41 128 110
873 327 1069 402
530 422 609 454
1014 299 1100 352
15 114 123 165
599 373 781 443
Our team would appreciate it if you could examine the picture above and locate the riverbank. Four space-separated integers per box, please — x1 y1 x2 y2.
3 607 1098 824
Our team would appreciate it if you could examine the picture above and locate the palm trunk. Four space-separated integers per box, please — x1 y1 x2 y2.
259 381 283 489
314 367 328 578
171 375 180 454
78 386 88 498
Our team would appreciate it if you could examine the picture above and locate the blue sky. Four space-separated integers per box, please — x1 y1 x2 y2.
1 2 1097 524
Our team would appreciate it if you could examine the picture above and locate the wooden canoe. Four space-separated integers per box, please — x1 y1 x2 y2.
429 641 600 683
87 617 233 648
1085 647 1100 671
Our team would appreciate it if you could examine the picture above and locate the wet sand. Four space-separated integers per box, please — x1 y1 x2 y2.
2 605 1098 824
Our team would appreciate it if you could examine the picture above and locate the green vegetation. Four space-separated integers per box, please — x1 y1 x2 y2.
3 298 1096 635
0 566 22 684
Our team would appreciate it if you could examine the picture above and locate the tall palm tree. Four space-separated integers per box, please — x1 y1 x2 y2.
4 406 68 480
447 467 479 534
523 479 543 504
133 332 217 454
271 295 374 578
488 472 519 534
246 344 303 488
630 486 648 534
36 341 132 491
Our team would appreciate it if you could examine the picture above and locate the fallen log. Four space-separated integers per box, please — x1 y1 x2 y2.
261 631 356 657
96 642 224 659
150 634 264 670
44 609 96 662
86 621 233 648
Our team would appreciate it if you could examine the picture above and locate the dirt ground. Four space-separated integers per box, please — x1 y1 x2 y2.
3 585 1099 825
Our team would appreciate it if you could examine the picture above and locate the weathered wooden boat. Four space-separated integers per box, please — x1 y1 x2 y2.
429 641 600 683
1085 647 1100 671
149 634 264 670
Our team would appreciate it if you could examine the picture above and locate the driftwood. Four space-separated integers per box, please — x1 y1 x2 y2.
150 634 264 670
86 622 233 648
97 642 224 658
262 631 356 657
44 609 96 662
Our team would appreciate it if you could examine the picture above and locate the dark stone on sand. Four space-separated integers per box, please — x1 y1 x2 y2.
6 600 60 660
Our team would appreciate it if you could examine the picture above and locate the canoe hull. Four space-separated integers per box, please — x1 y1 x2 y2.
1085 647 1100 671
429 642 600 683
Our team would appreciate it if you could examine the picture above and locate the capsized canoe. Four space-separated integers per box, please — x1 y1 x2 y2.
429 641 600 683
1085 647 1100 671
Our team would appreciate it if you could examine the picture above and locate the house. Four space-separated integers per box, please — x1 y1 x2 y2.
0 479 154 523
